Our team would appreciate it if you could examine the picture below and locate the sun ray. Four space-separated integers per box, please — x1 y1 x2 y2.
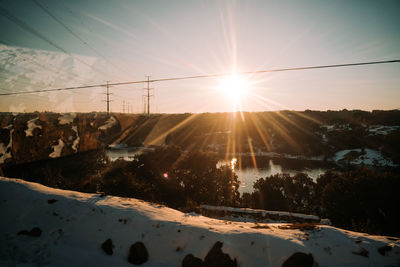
248 112 272 151
247 136 258 169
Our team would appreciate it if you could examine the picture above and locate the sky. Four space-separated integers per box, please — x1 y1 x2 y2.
0 0 399 113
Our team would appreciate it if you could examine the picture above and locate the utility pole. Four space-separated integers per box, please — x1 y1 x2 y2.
143 76 153 115
122 100 125 113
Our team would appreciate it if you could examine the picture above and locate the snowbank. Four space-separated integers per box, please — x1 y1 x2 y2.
0 126 13 164
58 113 76 125
49 139 65 158
71 126 80 152
0 177 399 266
25 117 42 137
334 148 397 167
368 125 400 135
99 116 118 131
200 205 320 222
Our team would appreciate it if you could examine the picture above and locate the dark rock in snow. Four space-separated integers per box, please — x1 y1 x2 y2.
47 199 58 204
128 241 148 265
378 245 392 256
204 241 237 267
182 254 204 267
352 247 369 258
18 227 42 237
282 252 313 267
101 238 114 255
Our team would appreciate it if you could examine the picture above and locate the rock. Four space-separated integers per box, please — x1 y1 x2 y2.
18 227 42 237
352 247 369 258
182 254 204 267
378 245 392 256
47 198 58 204
204 241 237 267
128 241 148 265
101 238 114 255
282 252 313 267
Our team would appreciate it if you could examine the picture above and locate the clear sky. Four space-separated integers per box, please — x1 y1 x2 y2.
0 0 399 113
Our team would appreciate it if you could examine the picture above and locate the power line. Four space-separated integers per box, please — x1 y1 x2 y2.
31 0 129 77
0 59 399 97
149 59 400 83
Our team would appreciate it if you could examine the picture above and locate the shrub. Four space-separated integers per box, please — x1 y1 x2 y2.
250 173 315 213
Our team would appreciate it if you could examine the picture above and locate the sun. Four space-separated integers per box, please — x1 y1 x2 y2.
219 74 248 105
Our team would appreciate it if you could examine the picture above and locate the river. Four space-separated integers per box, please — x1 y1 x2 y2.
229 159 326 193
106 147 329 194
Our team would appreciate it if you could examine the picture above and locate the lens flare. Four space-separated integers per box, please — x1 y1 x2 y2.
219 74 248 106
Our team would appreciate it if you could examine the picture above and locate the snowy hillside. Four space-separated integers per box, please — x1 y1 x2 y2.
0 177 399 266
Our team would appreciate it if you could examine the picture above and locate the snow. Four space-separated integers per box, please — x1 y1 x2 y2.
334 148 397 167
1 177 399 267
25 117 42 137
369 125 400 135
200 205 320 221
71 126 80 152
99 116 118 131
320 124 353 132
49 139 65 158
108 143 128 149
58 113 76 125
105 147 150 162
0 127 13 164
320 125 335 132
322 133 328 142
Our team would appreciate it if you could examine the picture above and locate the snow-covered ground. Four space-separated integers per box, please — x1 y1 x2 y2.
334 148 397 167
0 177 399 266
25 117 42 137
58 113 76 125
0 125 13 164
71 126 80 152
99 116 118 131
368 125 400 135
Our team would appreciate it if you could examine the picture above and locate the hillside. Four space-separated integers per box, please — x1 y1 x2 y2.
0 177 399 266
0 112 121 165
1 110 399 168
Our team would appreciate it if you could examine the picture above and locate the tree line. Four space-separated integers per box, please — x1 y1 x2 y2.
2 146 399 237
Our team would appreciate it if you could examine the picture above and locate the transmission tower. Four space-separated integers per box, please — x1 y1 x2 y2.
143 76 153 115
104 81 113 114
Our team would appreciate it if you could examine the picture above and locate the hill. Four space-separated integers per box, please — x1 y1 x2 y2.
1 110 399 168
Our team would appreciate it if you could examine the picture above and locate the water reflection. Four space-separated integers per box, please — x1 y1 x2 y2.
219 158 327 194
230 158 237 170
236 160 326 194
106 147 152 161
